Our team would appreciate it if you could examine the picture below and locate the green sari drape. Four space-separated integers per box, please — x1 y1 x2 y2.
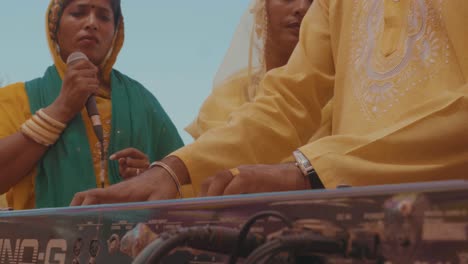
25 66 183 208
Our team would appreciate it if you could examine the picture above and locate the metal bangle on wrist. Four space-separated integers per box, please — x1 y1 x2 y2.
150 161 183 198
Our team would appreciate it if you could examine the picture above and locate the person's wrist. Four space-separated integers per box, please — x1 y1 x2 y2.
150 160 183 198
289 163 311 190
44 99 75 124
159 155 190 185
143 166 179 199
149 155 190 198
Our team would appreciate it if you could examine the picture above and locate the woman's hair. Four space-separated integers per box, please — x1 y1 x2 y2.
62 0 122 27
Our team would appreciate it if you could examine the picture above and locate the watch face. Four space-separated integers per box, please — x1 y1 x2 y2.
294 150 311 171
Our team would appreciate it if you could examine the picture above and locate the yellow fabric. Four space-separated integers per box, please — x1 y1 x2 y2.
183 73 331 195
1 0 125 210
186 69 333 157
0 194 7 208
174 0 468 194
186 72 250 139
0 83 35 209
182 72 249 197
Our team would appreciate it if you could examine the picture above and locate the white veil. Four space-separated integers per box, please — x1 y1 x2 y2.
211 0 333 148
186 0 329 142
184 0 269 139
212 0 267 101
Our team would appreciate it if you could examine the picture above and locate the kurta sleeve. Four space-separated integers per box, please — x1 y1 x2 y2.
301 87 468 188
185 74 250 140
173 0 335 194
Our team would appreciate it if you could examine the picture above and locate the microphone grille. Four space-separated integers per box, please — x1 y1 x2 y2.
66 51 88 65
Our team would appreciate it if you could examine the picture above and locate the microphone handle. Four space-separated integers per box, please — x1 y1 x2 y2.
86 95 104 143
86 95 99 116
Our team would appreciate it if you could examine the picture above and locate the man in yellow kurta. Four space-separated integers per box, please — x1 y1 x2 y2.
71 0 468 205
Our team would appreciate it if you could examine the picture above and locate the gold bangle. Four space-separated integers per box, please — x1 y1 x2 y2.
37 109 66 129
150 161 183 199
25 119 59 143
21 123 52 146
32 114 62 134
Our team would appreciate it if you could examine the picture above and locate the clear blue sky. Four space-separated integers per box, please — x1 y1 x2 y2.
0 1 250 143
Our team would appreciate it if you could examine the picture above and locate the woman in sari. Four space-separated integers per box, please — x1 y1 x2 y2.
0 0 183 210
181 0 321 197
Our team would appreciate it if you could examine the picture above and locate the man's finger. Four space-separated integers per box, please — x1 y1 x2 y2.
223 176 245 195
206 171 233 197
70 188 108 206
199 176 214 197
81 195 99 206
70 191 86 206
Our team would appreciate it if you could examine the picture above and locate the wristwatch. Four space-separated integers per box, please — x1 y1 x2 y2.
293 150 324 189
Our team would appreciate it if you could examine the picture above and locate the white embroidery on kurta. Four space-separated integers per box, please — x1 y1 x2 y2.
348 0 450 120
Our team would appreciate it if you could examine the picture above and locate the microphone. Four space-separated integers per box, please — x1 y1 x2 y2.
66 51 104 143
66 51 105 188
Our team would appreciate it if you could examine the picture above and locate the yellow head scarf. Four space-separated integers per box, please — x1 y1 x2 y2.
45 0 125 85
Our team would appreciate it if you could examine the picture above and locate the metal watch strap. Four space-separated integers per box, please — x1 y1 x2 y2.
293 150 324 189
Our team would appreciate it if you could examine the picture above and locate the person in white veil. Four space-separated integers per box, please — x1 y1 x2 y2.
185 0 319 140
182 0 322 197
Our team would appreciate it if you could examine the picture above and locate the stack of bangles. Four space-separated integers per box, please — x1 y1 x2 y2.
20 108 66 147
150 161 184 199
